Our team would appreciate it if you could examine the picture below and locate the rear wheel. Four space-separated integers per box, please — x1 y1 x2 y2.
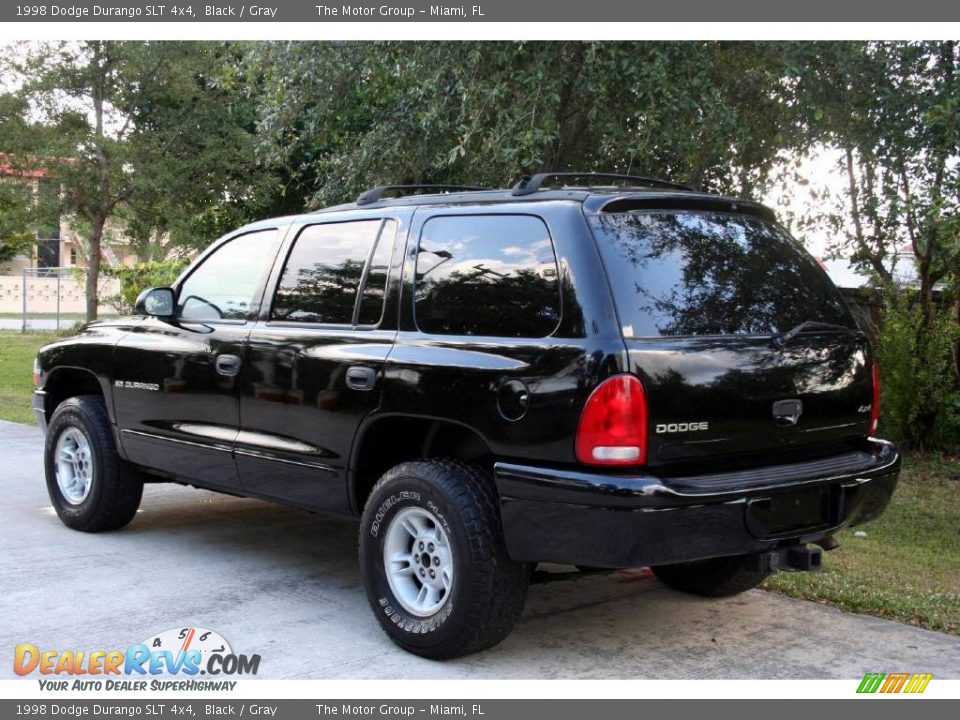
651 554 771 598
44 395 144 532
359 459 529 659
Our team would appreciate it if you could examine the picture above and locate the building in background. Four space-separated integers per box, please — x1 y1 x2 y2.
0 156 138 275
0 156 134 317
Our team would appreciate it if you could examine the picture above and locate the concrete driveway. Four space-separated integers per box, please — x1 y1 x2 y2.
1 419 957 679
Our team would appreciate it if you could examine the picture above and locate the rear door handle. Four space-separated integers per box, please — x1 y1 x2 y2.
345 365 377 391
215 354 242 377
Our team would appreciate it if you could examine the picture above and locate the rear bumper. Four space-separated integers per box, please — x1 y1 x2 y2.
494 439 900 568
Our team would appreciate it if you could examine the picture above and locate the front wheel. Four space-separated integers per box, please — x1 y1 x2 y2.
44 395 144 532
359 460 529 659
651 553 772 598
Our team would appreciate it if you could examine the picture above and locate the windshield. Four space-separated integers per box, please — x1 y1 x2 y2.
590 210 855 338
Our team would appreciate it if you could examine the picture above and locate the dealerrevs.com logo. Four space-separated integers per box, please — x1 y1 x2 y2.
14 627 260 692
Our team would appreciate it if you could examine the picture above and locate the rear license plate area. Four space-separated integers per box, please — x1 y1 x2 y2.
745 485 839 538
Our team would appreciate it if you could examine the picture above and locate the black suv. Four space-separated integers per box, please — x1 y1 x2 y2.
33 173 900 659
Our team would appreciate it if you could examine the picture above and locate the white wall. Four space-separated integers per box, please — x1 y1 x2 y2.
0 274 120 314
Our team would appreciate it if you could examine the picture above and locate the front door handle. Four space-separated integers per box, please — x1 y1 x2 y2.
215 354 242 377
345 365 377 391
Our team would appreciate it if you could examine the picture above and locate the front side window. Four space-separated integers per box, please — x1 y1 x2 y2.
177 229 278 321
414 215 561 337
271 219 395 325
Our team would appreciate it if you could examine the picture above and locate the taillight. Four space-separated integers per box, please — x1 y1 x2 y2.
575 374 648 466
870 361 880 435
32 357 41 387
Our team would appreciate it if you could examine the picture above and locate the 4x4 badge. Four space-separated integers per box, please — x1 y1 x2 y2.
772 399 803 427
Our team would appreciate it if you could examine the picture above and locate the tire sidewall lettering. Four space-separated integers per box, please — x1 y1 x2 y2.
377 595 453 635
369 490 420 538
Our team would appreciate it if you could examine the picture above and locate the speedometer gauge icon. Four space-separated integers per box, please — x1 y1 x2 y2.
141 626 233 664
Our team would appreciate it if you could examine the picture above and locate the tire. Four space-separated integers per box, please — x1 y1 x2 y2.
359 459 530 659
651 554 771 598
44 395 144 533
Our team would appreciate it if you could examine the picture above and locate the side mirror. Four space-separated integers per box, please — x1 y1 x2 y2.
135 287 175 318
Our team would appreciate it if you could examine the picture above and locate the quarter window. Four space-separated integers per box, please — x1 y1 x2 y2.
177 229 278 321
271 219 396 326
414 215 561 337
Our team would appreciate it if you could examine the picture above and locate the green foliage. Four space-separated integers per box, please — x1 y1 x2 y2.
0 41 280 319
876 293 960 451
249 41 802 207
788 42 959 294
0 180 37 265
779 41 960 454
103 259 189 315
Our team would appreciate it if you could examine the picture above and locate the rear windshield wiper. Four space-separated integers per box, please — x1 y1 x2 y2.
772 320 856 349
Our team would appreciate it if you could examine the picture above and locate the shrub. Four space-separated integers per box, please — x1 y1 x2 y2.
103 260 188 315
875 292 960 453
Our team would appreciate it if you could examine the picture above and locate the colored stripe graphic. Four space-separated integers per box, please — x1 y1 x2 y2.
904 673 933 693
857 672 932 694
857 673 886 693
881 672 909 693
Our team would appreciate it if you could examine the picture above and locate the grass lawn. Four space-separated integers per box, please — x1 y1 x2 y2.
0 327 957 635
0 330 55 424
764 455 960 636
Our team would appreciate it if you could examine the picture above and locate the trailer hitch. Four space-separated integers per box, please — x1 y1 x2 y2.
746 544 823 573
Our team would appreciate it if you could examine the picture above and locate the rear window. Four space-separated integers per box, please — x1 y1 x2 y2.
590 210 854 337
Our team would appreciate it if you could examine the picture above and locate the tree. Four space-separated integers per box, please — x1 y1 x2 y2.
0 179 37 265
793 42 960 322
789 42 960 447
0 41 275 320
249 42 802 208
0 93 52 267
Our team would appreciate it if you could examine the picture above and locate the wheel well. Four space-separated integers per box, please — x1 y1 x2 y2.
352 417 494 514
44 368 104 417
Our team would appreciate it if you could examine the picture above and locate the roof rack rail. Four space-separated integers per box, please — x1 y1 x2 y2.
511 172 693 196
355 184 488 206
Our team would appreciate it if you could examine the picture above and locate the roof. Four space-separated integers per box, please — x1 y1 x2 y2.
305 187 776 220
227 178 777 238
0 152 75 179
0 161 48 179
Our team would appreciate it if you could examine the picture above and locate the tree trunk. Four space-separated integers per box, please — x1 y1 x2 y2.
85 216 105 322
87 42 108 323
542 43 586 172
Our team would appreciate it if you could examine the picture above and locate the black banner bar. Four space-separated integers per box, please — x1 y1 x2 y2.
1 700 958 720
2 0 960 23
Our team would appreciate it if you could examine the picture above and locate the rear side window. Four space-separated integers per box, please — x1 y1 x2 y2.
414 215 560 337
271 219 396 325
590 210 854 337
